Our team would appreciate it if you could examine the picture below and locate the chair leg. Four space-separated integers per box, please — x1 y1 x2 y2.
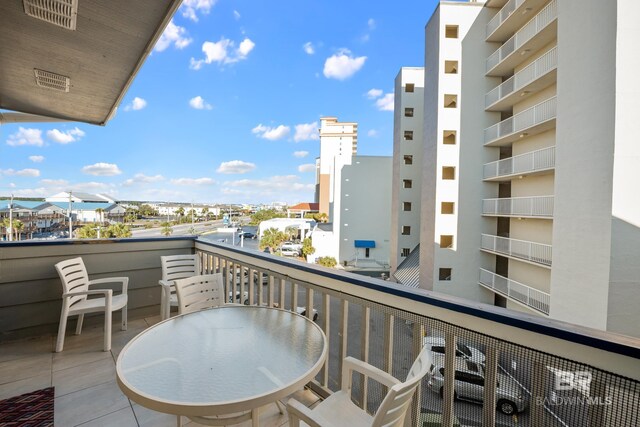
104 309 112 352
122 304 128 331
75 313 84 335
160 287 166 320
275 400 286 414
55 307 69 353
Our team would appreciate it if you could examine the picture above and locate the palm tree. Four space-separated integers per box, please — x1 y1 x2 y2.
95 208 105 225
13 220 24 241
77 225 98 239
259 227 287 254
201 207 209 221
161 221 173 236
107 223 132 238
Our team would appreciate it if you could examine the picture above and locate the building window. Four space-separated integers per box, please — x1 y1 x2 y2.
442 166 456 180
440 235 454 248
439 268 452 281
441 202 455 214
444 94 457 108
402 226 411 235
403 202 412 211
405 83 415 93
404 107 414 117
445 60 458 74
401 248 411 257
443 130 457 145
403 155 413 165
445 25 458 39
403 179 413 189
365 248 370 258
404 130 414 140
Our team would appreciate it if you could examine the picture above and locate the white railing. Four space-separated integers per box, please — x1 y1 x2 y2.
484 96 556 144
486 0 526 39
486 0 557 73
485 47 557 107
481 234 552 266
479 268 550 314
483 146 555 179
482 195 554 217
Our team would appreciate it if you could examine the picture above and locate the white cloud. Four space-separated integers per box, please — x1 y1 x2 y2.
224 175 314 193
171 177 215 186
367 129 379 137
323 49 367 80
293 151 309 158
233 10 241 20
29 155 45 163
6 127 43 147
155 20 192 52
81 162 122 176
303 42 315 55
294 122 319 142
368 18 376 30
375 93 394 111
122 173 164 187
366 88 383 99
189 96 213 110
40 179 68 186
298 164 316 173
252 124 291 141
0 168 40 177
216 160 256 174
46 127 85 144
190 37 255 69
181 0 216 22
124 97 147 111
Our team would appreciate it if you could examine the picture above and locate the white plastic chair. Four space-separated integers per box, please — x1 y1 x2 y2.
287 346 432 427
55 257 128 352
159 254 200 320
174 273 225 315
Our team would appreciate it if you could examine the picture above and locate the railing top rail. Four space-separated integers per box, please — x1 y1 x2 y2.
0 235 197 249
481 233 552 247
484 145 555 167
484 195 554 201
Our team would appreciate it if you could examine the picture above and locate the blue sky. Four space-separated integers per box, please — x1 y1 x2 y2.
1 0 438 205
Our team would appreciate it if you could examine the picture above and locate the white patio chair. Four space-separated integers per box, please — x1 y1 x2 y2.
159 254 200 320
287 345 432 427
55 257 128 352
174 273 225 315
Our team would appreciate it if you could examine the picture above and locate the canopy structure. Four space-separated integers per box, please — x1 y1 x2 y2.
354 240 376 248
0 0 182 125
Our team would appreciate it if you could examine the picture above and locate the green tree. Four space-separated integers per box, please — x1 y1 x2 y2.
106 223 132 238
175 207 185 218
301 238 316 257
124 208 137 224
317 256 337 268
139 204 158 217
77 224 98 239
13 219 24 241
201 207 209 220
259 227 287 254
95 208 105 224
161 221 173 236
249 209 285 226
284 225 299 241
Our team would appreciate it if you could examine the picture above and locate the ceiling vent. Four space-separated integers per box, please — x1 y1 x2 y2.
23 0 78 31
34 69 70 92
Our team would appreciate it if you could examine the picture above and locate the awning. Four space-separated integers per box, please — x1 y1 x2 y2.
354 240 376 248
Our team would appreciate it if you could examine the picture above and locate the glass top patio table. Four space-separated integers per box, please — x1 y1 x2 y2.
116 305 327 421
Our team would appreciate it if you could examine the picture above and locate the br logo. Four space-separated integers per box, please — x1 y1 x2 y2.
554 371 592 392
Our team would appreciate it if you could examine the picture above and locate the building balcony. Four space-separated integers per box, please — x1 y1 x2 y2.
482 195 554 218
481 233 552 267
479 268 550 315
485 47 557 111
486 0 550 42
486 0 557 76
1 238 639 426
484 96 556 146
483 146 555 181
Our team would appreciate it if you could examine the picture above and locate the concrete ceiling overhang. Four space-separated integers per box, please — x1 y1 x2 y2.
0 0 182 125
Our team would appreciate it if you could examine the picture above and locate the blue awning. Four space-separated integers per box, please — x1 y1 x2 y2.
354 240 376 248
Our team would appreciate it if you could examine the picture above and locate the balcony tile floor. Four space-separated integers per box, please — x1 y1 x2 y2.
0 314 321 426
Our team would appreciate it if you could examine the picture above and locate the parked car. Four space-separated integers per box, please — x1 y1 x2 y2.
423 336 485 364
280 248 300 257
428 354 527 415
240 232 256 239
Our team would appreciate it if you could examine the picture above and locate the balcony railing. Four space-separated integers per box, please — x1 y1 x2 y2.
485 46 557 109
483 146 555 180
1 237 639 427
486 0 557 74
486 0 526 39
484 96 556 145
481 233 552 266
479 268 550 314
482 195 554 217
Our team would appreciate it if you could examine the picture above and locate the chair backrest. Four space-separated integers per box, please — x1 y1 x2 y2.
55 257 90 307
371 346 433 427
174 273 225 314
161 254 200 282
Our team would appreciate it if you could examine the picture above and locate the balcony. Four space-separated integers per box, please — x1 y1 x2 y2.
479 268 550 315
481 234 552 267
484 96 556 146
482 195 554 218
486 0 550 42
486 0 557 76
485 47 557 111
483 146 555 181
1 238 639 426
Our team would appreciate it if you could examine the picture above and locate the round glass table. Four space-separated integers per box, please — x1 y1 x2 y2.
116 305 327 426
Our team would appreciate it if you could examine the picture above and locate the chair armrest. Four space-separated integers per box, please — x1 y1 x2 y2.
62 289 112 299
286 398 331 427
341 356 400 391
89 277 128 294
158 279 174 292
